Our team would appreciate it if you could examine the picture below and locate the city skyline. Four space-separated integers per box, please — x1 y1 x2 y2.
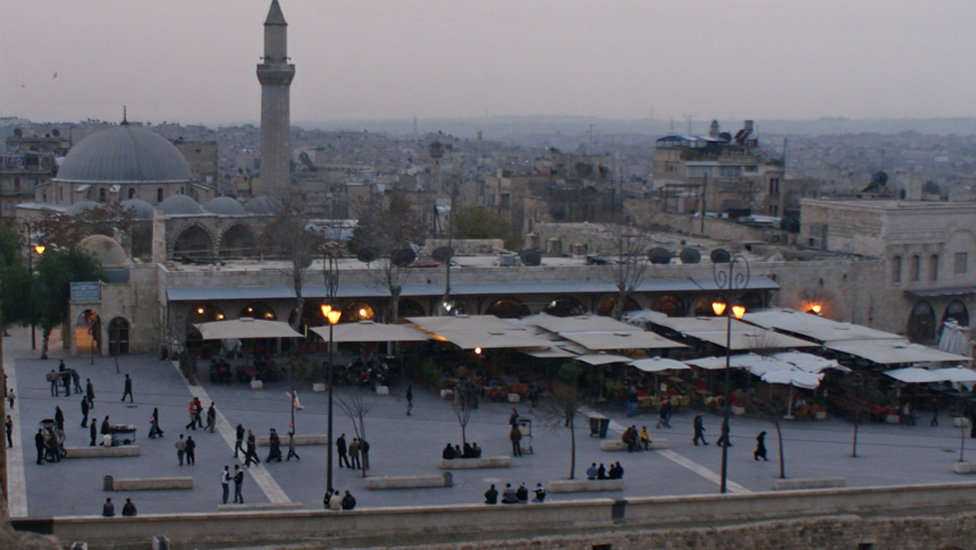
2 1 975 126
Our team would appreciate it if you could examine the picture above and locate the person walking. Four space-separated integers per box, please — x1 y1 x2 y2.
54 406 64 436
244 430 260 467
348 438 361 470
336 433 350 468
175 434 187 466
655 398 672 429
406 385 413 416
233 465 244 503
693 412 708 446
71 370 83 395
148 407 164 439
206 402 217 433
716 418 732 448
121 374 133 403
34 429 45 464
5 415 12 448
86 378 95 409
285 431 300 461
80 396 90 428
186 435 196 465
234 423 245 457
48 370 59 397
89 417 98 446
754 431 768 461
266 428 282 462
221 465 231 504
186 398 200 431
510 424 523 457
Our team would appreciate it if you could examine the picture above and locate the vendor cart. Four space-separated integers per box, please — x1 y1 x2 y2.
517 418 533 454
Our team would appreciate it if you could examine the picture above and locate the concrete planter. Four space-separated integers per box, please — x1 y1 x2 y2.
312 383 326 393
953 417 971 428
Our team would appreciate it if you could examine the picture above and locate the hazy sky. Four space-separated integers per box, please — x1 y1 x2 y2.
2 1 974 126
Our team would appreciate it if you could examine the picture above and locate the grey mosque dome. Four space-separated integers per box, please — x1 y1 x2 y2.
65 200 100 217
158 194 204 215
204 196 247 216
245 195 284 215
121 199 155 220
54 124 193 184
79 235 128 267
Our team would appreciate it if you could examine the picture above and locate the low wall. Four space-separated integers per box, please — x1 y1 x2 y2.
104 476 193 491
64 446 140 458
32 482 976 550
438 456 512 469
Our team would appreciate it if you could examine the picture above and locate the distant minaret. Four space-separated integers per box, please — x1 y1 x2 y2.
256 0 295 200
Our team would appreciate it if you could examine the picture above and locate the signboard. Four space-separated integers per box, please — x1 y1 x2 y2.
70 281 101 302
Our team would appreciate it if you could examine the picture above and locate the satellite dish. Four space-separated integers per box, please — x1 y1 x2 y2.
13 128 23 137
431 246 455 263
710 249 731 264
356 247 380 264
519 249 542 267
648 248 672 265
52 129 61 137
390 248 417 267
679 247 701 264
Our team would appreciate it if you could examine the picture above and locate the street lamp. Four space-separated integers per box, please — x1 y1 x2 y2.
28 237 45 350
711 251 749 494
322 251 340 494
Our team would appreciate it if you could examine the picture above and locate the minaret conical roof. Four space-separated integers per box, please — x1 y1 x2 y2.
264 0 287 26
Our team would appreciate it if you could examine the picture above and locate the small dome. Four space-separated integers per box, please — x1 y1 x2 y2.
79 235 128 267
121 199 155 220
204 197 246 216
65 200 100 217
55 125 193 184
158 194 204 215
245 195 284 215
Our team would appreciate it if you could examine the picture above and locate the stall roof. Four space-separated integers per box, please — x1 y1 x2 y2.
558 331 686 351
576 353 633 366
827 340 971 365
679 329 817 351
310 321 428 343
743 308 903 343
629 357 691 373
426 328 553 350
194 318 302 340
522 313 639 334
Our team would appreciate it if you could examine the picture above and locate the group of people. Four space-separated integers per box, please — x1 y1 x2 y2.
102 497 137 517
221 464 247 504
484 482 545 504
586 462 625 480
323 488 357 510
335 433 369 470
441 441 482 460
47 360 85 398
620 425 652 452
185 397 217 433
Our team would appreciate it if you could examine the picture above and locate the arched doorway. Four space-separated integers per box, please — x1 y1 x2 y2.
485 297 531 319
74 309 101 355
691 295 722 317
239 302 276 320
907 301 937 344
397 299 425 322
108 317 130 355
543 296 586 317
173 226 213 258
942 300 970 328
219 224 257 257
441 299 469 316
740 292 764 311
652 295 686 317
596 296 640 317
341 301 376 323
288 301 328 333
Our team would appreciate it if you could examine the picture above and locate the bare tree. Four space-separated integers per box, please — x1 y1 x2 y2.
539 361 585 480
833 369 880 458
450 366 480 445
285 353 317 435
742 383 791 479
258 206 323 330
337 389 372 478
601 222 650 320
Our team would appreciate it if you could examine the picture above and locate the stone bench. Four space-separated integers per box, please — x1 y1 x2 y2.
600 439 669 452
438 456 512 469
257 434 328 447
771 477 845 491
952 462 976 474
64 446 140 458
547 479 624 493
104 475 193 491
216 502 304 512
365 472 453 490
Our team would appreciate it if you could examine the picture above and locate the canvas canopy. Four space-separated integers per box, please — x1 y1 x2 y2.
826 340 971 365
427 328 553 350
772 351 850 373
558 331 685 351
575 353 633 366
884 367 945 384
310 320 428 343
760 369 823 390
628 357 691 373
406 315 515 333
522 313 640 334
743 308 903 343
194 318 303 341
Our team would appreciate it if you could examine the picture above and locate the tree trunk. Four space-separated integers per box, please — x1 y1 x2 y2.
775 422 785 479
293 294 304 332
851 417 859 458
41 329 50 359
568 414 576 480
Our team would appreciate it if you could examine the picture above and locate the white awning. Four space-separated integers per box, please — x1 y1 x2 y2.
406 315 515 333
761 369 823 390
522 313 640 334
194 318 303 340
628 357 690 373
310 320 428 343
743 308 904 343
576 353 632 366
772 351 850 373
885 368 944 384
558 330 685 351
428 328 553 350
827 340 971 365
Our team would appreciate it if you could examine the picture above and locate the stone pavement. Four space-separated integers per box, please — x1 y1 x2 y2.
5 326 973 518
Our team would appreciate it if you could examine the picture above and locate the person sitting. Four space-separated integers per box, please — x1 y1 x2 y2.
515 483 529 503
608 463 619 479
484 484 499 505
471 442 482 458
613 461 624 479
532 483 546 503
462 442 475 458
639 426 652 450
597 463 607 480
341 490 356 510
586 463 598 480
121 498 137 517
501 483 518 504
442 443 456 460
102 497 115 517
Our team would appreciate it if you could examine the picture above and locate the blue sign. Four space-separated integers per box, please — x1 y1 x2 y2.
70 282 101 302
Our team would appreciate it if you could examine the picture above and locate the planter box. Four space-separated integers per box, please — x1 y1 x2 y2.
886 414 900 424
440 389 454 400
376 386 390 396
954 417 972 428
814 411 827 421
250 380 264 390
507 393 521 403
313 383 326 393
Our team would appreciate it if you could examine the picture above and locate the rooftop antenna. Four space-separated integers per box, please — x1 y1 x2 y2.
682 114 695 135
121 105 128 126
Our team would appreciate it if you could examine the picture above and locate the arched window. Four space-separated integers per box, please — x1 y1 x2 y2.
942 300 970 328
397 299 425 322
596 296 640 317
891 255 902 283
340 302 375 323
128 188 136 200
485 297 531 319
929 254 939 281
441 299 469 316
652 295 686 317
157 188 164 202
543 296 586 317
909 255 920 282
238 303 276 320
907 301 936 343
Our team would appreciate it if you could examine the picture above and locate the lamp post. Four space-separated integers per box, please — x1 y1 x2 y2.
711 252 749 494
28 236 45 350
322 252 340 494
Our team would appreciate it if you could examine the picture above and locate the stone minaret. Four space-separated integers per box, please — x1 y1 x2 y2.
256 0 295 200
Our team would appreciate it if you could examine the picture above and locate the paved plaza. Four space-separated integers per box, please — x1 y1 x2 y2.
4 326 972 518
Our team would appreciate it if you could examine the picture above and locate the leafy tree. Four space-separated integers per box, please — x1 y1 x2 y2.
453 206 519 250
32 204 136 251
0 223 21 266
34 246 105 359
